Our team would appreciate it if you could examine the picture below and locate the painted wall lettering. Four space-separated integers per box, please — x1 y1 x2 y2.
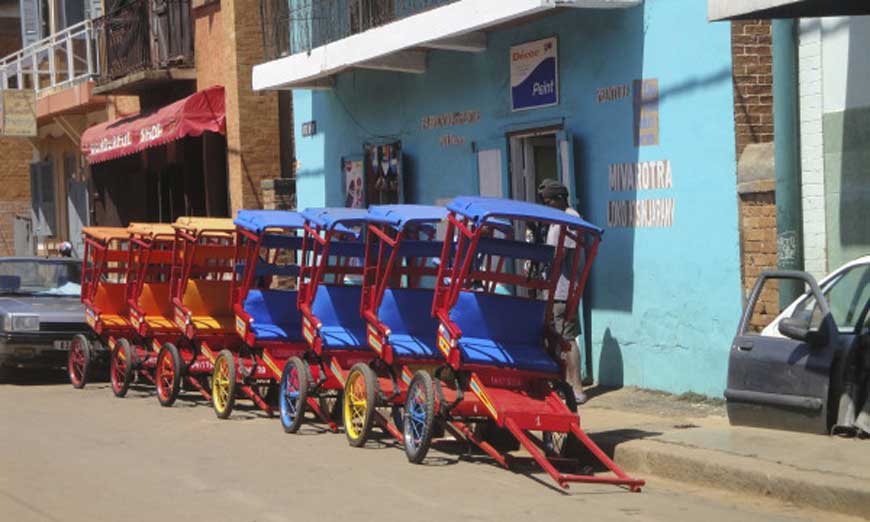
607 198 674 228
596 83 631 103
608 160 672 191
439 134 465 147
633 78 659 146
421 110 480 130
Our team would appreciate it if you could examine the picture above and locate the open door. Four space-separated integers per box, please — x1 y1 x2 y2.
556 130 577 207
726 270 840 434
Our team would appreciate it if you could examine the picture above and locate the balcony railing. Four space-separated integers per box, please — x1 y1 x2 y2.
261 0 460 61
0 19 100 97
95 0 194 85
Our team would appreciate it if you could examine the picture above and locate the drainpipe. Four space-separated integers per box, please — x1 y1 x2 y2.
772 19 804 304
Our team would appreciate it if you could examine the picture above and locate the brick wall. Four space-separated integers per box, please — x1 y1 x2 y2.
0 137 34 256
732 20 774 157
261 178 295 210
731 20 778 329
195 0 282 215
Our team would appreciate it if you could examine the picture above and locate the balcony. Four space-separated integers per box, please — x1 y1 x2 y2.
0 19 100 97
92 0 195 95
254 0 640 91
261 0 460 61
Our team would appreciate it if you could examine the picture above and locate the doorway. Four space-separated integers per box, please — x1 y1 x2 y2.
509 129 560 203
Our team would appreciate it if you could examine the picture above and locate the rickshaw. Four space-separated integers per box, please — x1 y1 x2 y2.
72 227 133 391
115 223 182 397
214 209 334 422
403 196 645 491
278 208 373 433
156 217 240 407
341 204 447 446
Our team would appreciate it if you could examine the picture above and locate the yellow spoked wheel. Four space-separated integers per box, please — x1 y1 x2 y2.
343 363 379 447
212 349 237 419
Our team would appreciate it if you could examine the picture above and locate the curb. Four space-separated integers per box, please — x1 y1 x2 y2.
608 437 870 519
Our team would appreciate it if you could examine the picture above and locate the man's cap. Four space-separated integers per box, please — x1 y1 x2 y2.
537 178 568 199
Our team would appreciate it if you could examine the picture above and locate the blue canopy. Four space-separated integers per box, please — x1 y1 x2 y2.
447 196 603 234
234 210 305 233
367 205 446 229
301 208 370 231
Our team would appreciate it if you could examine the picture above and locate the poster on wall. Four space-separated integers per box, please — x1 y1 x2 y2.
510 37 558 112
364 142 403 205
343 157 365 208
0 89 37 137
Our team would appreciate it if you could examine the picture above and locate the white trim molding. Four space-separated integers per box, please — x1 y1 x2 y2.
252 0 641 91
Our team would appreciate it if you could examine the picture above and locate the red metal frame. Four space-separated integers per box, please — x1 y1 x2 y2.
229 224 335 423
297 219 373 423
426 210 644 491
165 219 243 401
358 219 446 441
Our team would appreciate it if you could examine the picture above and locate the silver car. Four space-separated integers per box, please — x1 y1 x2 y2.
0 257 89 381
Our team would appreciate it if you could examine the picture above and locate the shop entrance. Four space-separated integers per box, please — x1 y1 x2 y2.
508 128 576 206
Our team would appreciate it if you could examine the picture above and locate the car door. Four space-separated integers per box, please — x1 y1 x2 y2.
726 270 840 434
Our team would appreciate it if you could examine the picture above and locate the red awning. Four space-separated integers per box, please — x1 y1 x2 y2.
81 85 226 164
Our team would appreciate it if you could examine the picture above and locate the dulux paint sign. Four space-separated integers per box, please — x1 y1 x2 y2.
510 37 558 111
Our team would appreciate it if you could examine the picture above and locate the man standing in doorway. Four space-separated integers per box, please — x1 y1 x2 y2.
537 179 586 404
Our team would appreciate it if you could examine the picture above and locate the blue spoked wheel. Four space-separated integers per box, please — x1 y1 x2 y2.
403 370 436 464
280 357 309 433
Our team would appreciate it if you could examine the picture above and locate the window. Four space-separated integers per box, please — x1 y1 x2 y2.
791 263 870 333
29 160 57 238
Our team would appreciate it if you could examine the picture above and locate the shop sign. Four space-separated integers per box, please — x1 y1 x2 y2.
608 160 672 191
510 37 558 112
634 78 659 146
0 89 37 137
607 198 674 228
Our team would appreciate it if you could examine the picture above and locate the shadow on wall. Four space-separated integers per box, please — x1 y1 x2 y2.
598 327 625 388
838 16 870 264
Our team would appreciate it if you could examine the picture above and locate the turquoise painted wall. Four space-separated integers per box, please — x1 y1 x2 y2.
291 0 742 396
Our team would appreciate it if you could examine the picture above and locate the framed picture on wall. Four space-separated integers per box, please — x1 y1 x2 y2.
364 141 403 205
342 155 365 208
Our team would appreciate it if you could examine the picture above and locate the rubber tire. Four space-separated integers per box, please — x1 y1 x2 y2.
403 371 436 464
343 363 379 447
110 338 135 398
280 357 310 433
68 334 91 389
211 350 237 419
156 343 183 407
543 387 579 458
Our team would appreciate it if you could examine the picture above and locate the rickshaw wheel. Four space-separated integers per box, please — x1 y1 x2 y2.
343 363 379 447
404 371 436 464
212 350 237 419
543 387 579 458
68 334 91 389
156 343 183 407
279 357 309 433
110 338 135 398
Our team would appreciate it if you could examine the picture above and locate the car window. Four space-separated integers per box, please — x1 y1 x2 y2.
0 260 82 296
792 264 870 333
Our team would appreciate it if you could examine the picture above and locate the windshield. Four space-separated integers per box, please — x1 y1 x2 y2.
791 262 870 334
0 260 82 296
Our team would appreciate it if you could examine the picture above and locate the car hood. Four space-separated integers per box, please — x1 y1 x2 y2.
0 296 85 323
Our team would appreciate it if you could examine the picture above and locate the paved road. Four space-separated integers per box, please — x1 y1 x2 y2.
0 374 859 522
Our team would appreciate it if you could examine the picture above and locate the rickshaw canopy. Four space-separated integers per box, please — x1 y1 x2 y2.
127 222 176 238
367 205 446 229
234 210 305 233
447 196 603 234
301 208 370 231
82 226 129 241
